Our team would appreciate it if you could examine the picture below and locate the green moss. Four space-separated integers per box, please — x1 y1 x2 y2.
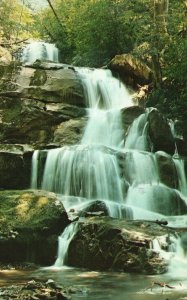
0 65 5 79
0 190 64 233
30 69 47 86
2 99 21 123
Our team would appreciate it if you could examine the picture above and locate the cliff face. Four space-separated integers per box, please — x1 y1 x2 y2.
0 60 186 274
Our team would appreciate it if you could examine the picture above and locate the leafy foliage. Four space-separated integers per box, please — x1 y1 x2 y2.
1 0 187 135
0 0 37 43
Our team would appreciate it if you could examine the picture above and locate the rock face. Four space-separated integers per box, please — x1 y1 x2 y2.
108 54 153 87
68 217 169 274
0 190 69 265
0 62 86 148
16 66 85 107
53 117 87 146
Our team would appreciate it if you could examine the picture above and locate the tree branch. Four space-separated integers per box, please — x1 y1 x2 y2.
46 0 64 31
0 38 29 47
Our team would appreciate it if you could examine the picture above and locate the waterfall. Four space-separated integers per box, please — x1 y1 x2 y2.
173 158 187 198
21 41 59 64
39 68 134 209
79 68 133 148
41 145 124 203
81 109 124 148
124 112 150 151
31 66 187 267
76 68 133 109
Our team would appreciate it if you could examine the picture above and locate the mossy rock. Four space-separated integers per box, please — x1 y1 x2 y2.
0 190 70 265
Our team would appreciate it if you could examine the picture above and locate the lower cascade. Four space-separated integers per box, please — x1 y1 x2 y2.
31 67 187 271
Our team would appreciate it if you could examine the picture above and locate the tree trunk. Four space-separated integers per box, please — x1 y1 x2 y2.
154 0 169 35
151 0 169 88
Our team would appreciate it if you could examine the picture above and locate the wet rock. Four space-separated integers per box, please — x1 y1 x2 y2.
0 190 70 265
121 106 145 135
155 151 178 188
175 138 187 157
68 218 170 274
16 66 85 107
148 109 175 155
0 279 70 300
79 200 109 217
142 185 187 216
108 54 153 88
53 118 87 146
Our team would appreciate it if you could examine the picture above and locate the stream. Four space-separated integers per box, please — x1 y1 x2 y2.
1 267 187 300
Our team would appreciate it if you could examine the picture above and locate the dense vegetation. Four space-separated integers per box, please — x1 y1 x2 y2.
0 0 187 136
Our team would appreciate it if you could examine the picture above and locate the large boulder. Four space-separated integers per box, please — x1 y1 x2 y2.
108 54 153 87
0 144 33 189
148 109 175 154
68 217 170 274
0 190 69 265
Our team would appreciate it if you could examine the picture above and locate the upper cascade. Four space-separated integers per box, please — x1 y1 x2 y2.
76 68 133 109
21 41 59 64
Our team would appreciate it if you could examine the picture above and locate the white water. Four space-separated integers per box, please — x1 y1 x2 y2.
21 41 59 63
38 68 134 266
31 150 39 189
76 68 133 109
168 234 187 279
54 222 78 267
174 158 187 198
40 68 134 208
81 109 124 148
124 112 150 151
125 150 159 186
42 145 124 203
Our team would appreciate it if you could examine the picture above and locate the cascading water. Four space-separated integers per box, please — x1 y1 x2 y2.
31 66 187 268
174 158 187 198
39 68 133 212
168 233 187 278
124 112 150 151
54 222 78 267
31 68 134 266
21 41 59 64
